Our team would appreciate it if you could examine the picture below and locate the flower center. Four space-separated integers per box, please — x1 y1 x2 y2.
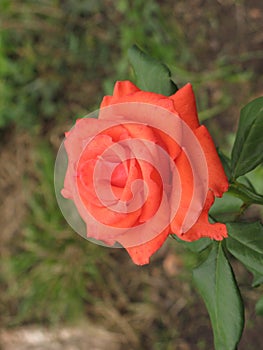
111 162 128 188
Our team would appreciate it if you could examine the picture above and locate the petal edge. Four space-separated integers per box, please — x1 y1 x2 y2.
125 228 169 265
169 83 200 130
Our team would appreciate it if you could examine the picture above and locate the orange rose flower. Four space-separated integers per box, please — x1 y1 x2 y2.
61 81 228 265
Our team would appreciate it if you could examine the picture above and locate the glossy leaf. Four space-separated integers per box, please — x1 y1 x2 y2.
177 237 212 253
193 243 244 350
226 222 263 285
128 45 178 96
228 182 263 206
231 97 263 178
209 192 243 222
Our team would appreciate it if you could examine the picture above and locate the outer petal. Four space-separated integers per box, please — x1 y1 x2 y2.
113 80 140 97
100 81 140 108
125 227 169 265
195 125 229 197
181 191 228 241
169 83 200 130
100 95 113 108
100 86 175 113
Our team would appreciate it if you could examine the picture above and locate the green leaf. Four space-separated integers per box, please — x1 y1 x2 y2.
252 273 263 288
193 243 244 350
228 181 263 206
177 237 212 253
226 222 263 285
209 192 243 222
128 44 178 96
256 296 263 317
231 97 263 178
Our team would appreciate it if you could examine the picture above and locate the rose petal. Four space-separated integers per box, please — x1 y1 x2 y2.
113 80 140 97
195 125 229 197
169 83 200 130
136 160 162 222
181 190 228 241
111 162 129 188
170 150 195 235
77 157 142 228
100 95 113 108
100 86 175 113
125 227 170 265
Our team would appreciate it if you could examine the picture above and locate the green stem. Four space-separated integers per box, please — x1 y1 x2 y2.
228 181 263 206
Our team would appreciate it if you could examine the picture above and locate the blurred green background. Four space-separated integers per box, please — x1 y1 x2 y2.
0 1 262 349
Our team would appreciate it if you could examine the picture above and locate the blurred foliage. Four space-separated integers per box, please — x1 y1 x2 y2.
1 142 107 325
0 0 256 130
0 0 117 128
